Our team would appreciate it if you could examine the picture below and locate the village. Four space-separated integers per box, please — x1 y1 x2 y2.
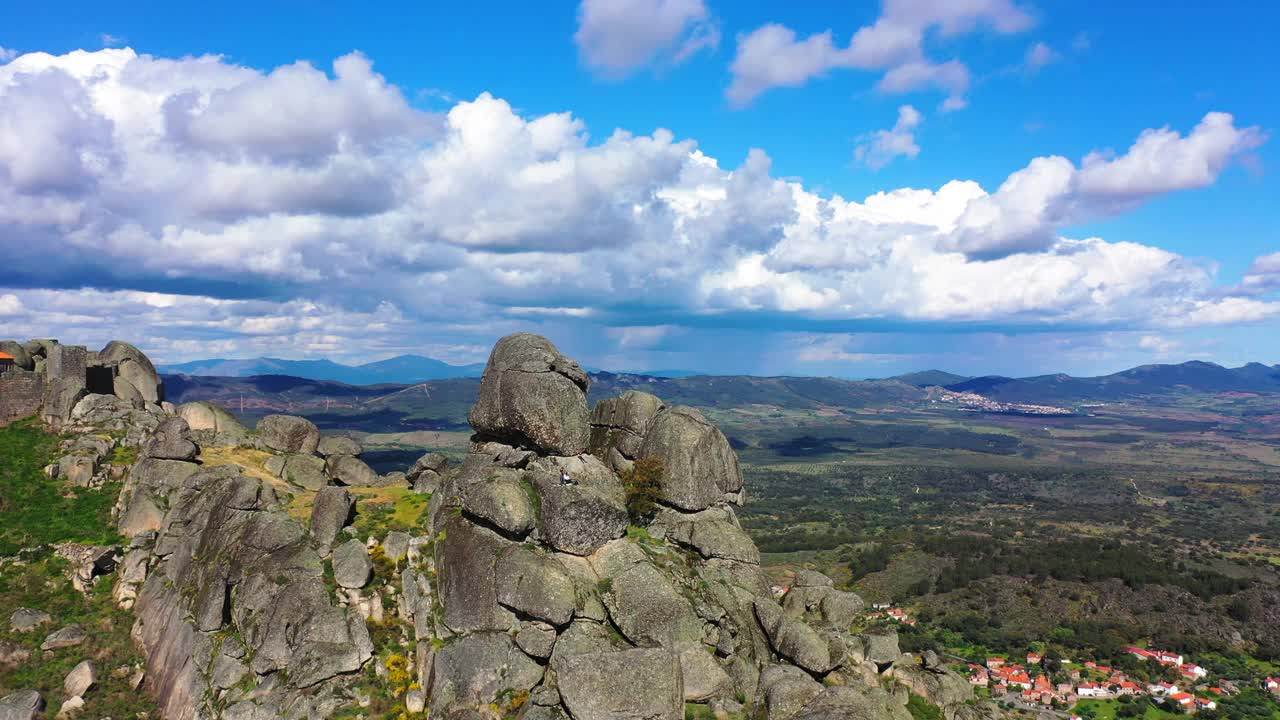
861 604 1280 716
923 386 1075 416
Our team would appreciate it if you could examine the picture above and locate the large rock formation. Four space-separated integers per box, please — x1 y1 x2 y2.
131 466 372 719
417 333 943 719
99 340 164 404
468 333 591 455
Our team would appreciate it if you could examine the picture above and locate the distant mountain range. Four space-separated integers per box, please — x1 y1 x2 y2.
161 355 486 385
161 357 1280 419
162 355 707 384
918 360 1280 404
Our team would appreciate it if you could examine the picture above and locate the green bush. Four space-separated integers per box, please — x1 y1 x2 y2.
906 693 943 720
620 456 664 525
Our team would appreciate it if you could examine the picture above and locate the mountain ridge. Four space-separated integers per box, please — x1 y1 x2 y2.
161 354 486 384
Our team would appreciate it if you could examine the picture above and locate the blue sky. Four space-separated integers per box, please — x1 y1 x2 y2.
0 1 1277 377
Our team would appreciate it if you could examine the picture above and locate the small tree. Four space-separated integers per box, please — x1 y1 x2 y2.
621 456 664 525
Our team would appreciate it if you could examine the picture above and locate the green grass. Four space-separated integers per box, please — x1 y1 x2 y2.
0 420 123 556
0 421 152 714
348 487 432 541
0 555 157 716
1073 699 1183 720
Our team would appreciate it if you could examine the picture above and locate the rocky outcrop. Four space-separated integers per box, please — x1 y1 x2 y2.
556 649 683 720
99 340 164 404
640 406 744 511
325 454 379 487
256 414 321 455
782 570 865 630
132 464 371 719
146 417 199 461
588 390 665 474
14 332 980 720
317 435 361 457
176 401 250 446
424 333 883 720
408 452 448 493
281 453 327 490
529 455 628 555
428 633 543 714
333 539 373 589
468 333 591 455
309 487 355 550
888 652 976 714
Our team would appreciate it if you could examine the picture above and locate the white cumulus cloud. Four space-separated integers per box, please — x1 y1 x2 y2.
727 0 1033 107
0 293 22 315
575 0 718 77
855 105 923 170
947 112 1266 257
1024 41 1059 73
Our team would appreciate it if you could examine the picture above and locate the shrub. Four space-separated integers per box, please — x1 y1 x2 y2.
621 456 664 525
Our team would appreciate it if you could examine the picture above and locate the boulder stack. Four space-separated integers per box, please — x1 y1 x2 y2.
418 333 931 719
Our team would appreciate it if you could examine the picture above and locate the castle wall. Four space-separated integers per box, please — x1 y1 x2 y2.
46 344 88 392
0 369 46 424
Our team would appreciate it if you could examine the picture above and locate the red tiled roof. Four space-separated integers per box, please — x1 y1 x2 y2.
0 351 14 360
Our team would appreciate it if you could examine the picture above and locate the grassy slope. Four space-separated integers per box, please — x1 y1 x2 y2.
0 420 156 716
0 421 122 556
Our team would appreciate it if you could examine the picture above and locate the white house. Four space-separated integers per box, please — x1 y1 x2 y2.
1076 683 1104 698
1179 664 1207 680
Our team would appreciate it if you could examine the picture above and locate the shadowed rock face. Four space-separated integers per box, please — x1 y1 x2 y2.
468 333 591 455
100 341 164 404
588 390 665 473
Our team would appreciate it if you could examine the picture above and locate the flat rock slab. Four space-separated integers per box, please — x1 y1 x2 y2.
40 625 87 651
333 539 373 589
0 690 44 720
8 608 51 633
557 648 683 720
